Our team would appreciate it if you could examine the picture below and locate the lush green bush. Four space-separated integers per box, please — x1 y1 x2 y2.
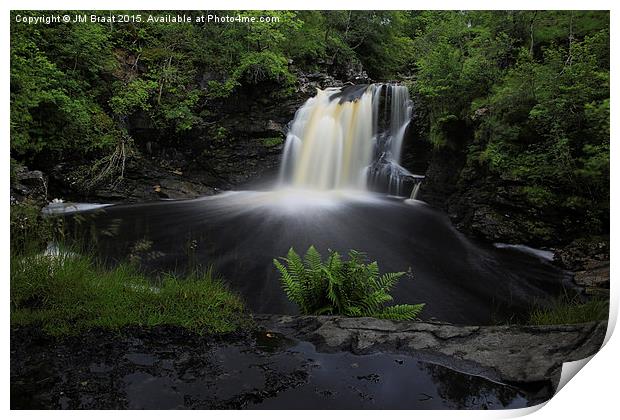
233 51 295 88
11 252 248 335
408 11 609 236
274 246 424 320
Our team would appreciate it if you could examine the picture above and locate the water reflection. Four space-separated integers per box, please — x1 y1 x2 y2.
12 329 543 409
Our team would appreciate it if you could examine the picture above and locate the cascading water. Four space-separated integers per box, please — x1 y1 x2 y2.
278 83 419 196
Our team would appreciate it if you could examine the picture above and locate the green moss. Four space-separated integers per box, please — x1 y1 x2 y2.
11 253 249 336
529 298 608 325
261 137 284 147
520 185 557 208
210 126 229 141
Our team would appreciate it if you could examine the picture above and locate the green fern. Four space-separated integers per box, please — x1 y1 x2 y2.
273 246 425 321
378 304 426 321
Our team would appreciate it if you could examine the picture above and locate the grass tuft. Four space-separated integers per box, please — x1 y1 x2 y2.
529 298 609 325
11 252 249 336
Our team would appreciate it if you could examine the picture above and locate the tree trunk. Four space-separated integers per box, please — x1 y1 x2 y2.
529 11 538 57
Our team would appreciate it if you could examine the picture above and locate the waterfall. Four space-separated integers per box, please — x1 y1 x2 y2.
410 179 422 200
279 83 417 196
388 85 413 164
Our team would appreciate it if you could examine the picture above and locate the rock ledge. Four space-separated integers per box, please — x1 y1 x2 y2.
256 315 607 386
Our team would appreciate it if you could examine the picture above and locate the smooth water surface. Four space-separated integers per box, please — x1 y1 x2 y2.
66 190 572 325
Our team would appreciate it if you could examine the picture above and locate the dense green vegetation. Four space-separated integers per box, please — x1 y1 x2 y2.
10 11 408 159
274 246 425 320
406 11 609 236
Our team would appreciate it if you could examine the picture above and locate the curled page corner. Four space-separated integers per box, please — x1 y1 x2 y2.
602 296 617 347
555 355 595 395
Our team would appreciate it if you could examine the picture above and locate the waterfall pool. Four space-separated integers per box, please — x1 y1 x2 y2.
59 189 573 325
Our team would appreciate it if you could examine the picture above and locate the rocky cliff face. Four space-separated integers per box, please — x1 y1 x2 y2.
406 112 609 256
422 172 609 281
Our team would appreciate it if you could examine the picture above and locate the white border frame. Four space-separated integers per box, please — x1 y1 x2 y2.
2 2 617 419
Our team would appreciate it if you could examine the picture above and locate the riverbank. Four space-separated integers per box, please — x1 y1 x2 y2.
11 316 606 409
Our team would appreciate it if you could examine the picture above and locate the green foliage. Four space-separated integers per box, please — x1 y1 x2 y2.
209 126 229 142
262 137 284 147
473 29 609 232
10 15 122 158
274 246 424 320
233 51 295 88
520 185 556 209
529 298 608 325
109 79 158 116
409 11 609 236
9 10 427 161
11 253 248 336
10 198 247 336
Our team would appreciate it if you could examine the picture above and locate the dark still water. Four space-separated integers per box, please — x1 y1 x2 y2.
64 190 573 325
11 327 550 409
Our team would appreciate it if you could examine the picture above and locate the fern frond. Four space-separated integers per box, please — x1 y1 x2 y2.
304 246 323 273
314 305 334 316
359 290 393 316
377 304 425 321
345 306 362 317
367 261 379 281
376 271 405 292
274 258 305 313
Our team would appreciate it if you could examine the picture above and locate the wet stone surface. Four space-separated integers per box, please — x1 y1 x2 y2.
10 325 547 410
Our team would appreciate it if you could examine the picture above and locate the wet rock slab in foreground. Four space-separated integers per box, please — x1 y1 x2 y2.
256 315 607 386
10 317 605 410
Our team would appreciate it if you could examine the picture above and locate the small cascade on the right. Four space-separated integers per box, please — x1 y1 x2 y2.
409 177 423 200
366 84 424 198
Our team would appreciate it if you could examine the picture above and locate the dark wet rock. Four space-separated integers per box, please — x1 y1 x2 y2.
48 156 217 204
255 315 607 387
554 236 610 271
421 153 555 247
10 164 47 204
572 260 610 298
11 320 576 409
573 261 610 288
551 236 610 297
